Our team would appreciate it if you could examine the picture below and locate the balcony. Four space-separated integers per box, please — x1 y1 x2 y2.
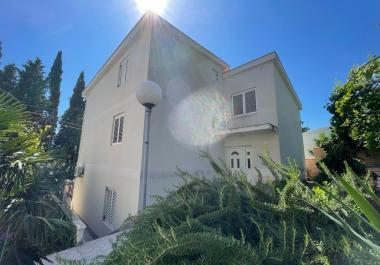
212 113 277 136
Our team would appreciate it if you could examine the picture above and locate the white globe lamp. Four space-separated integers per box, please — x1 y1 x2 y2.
136 80 162 108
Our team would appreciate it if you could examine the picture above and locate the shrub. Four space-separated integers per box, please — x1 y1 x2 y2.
0 91 76 265
96 154 379 265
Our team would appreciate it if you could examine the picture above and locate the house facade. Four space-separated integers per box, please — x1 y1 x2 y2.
72 12 305 237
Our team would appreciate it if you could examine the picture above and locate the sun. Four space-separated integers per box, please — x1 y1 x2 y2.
136 0 169 15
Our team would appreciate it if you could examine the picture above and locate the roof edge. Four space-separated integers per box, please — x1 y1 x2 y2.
222 52 276 78
154 15 229 69
222 52 302 109
82 13 149 97
83 12 230 97
273 54 302 109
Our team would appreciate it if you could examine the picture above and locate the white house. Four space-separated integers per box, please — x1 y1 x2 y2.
72 12 305 237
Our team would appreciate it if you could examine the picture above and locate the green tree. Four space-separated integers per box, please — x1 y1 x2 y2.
0 64 18 93
0 91 75 265
316 57 380 176
14 58 47 109
55 72 85 179
0 41 2 65
327 56 380 153
46 51 63 147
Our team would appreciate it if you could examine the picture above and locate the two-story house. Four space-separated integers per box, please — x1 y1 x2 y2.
72 12 304 237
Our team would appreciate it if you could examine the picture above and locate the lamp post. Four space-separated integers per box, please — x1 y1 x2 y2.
136 81 162 212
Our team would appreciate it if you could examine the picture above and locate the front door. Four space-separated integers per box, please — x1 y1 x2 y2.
226 146 255 183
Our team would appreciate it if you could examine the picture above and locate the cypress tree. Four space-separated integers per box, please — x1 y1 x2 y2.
14 58 46 109
0 64 18 93
46 51 63 146
55 71 85 178
0 42 18 94
0 41 2 65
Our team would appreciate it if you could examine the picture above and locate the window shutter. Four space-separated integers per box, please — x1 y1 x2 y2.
103 187 117 226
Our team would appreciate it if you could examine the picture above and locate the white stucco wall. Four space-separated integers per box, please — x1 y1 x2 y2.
145 17 227 203
273 63 305 169
221 61 279 129
303 127 330 159
72 13 304 237
72 18 152 236
219 61 281 175
222 132 281 178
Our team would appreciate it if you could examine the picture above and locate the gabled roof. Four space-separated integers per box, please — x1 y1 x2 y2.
151 13 229 70
223 52 302 109
83 13 302 110
83 12 229 97
83 12 148 97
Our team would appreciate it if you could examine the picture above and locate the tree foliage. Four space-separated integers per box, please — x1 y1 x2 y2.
315 56 380 176
55 71 85 179
0 64 18 93
326 56 380 153
0 91 75 265
13 58 47 110
45 51 63 147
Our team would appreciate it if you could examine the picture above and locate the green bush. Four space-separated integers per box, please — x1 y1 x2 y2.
0 91 76 265
95 154 379 265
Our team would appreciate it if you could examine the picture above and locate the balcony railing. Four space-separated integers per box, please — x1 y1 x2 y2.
212 114 277 136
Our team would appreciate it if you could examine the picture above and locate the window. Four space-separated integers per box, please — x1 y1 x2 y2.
117 58 128 87
232 94 243 116
245 90 256 113
231 151 240 169
212 68 219 81
103 187 117 226
232 89 256 116
112 114 124 144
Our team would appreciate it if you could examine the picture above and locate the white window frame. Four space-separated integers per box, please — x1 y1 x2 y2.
231 89 256 117
111 114 125 145
103 187 117 227
212 68 219 81
117 57 128 87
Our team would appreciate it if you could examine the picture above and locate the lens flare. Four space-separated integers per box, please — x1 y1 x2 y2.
136 0 168 15
168 87 229 147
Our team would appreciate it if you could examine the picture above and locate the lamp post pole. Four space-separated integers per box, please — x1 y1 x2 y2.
139 105 152 212
136 81 162 213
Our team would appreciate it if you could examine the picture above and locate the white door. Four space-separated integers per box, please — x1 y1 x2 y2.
226 147 256 183
227 147 245 172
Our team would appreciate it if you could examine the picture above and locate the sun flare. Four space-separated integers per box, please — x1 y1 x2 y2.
136 0 168 15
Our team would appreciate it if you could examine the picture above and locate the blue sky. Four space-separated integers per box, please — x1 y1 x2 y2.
0 0 379 129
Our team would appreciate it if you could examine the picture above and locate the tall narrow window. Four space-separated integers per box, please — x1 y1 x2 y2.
231 151 240 170
124 60 128 82
117 57 128 87
232 94 243 116
212 68 219 81
112 114 124 144
117 64 122 87
245 90 256 113
103 187 117 226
